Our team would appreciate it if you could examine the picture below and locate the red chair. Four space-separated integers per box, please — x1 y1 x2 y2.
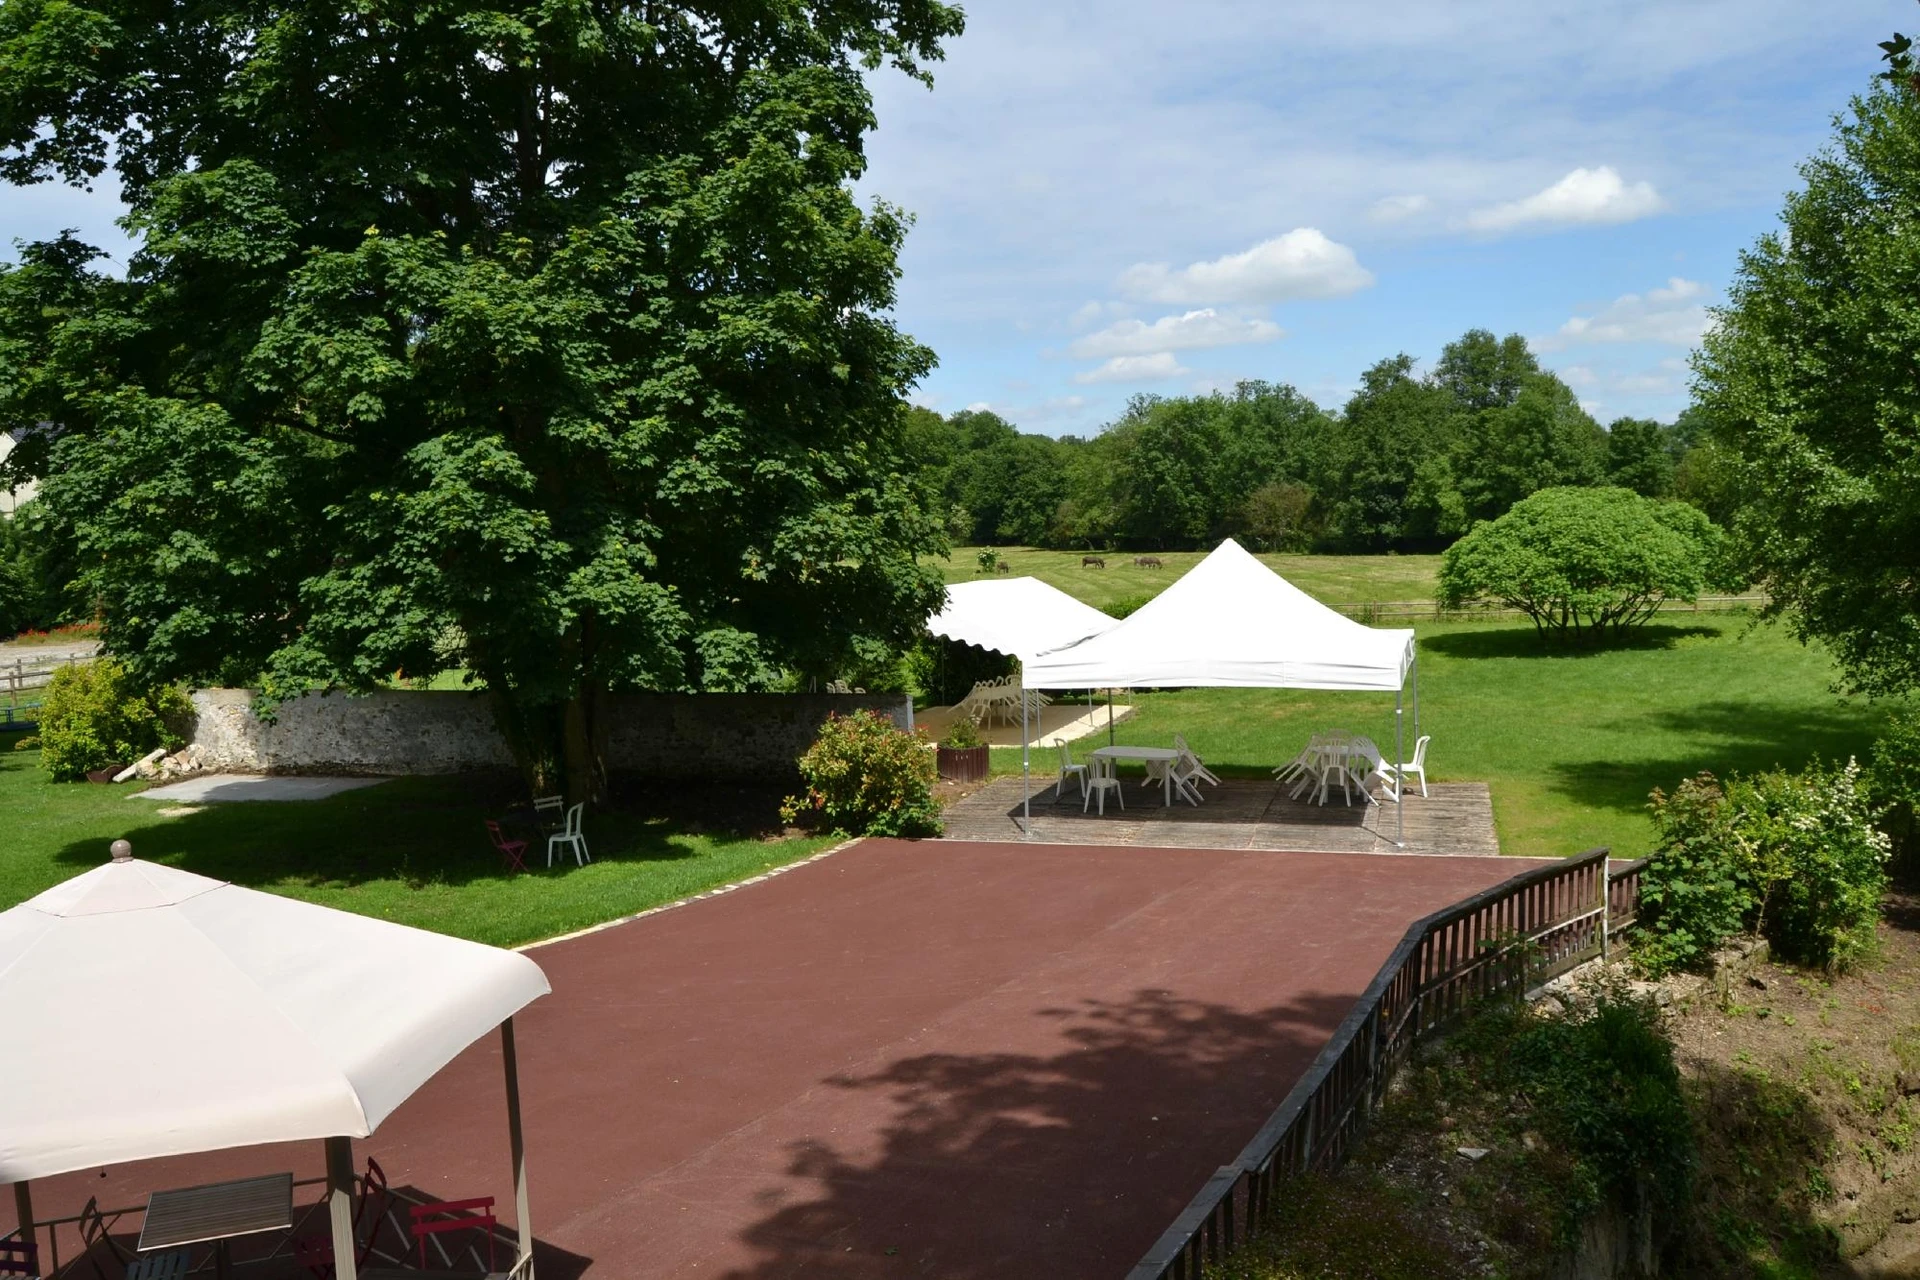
408 1198 496 1273
296 1157 389 1279
484 821 528 874
0 1235 37 1278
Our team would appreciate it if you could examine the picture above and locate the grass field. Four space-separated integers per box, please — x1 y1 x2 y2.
0 738 836 946
988 614 1888 860
942 546 1441 612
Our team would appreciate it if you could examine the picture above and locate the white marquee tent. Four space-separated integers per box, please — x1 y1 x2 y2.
1024 539 1413 691
927 576 1116 662
1020 540 1422 842
0 850 551 1280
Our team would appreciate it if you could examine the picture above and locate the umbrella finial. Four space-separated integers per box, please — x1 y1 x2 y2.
109 839 133 863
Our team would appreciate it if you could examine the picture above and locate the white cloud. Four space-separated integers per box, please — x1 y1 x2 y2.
1370 193 1430 222
1545 277 1711 349
1074 353 1191 384
1466 166 1664 233
1117 229 1375 304
1068 308 1284 359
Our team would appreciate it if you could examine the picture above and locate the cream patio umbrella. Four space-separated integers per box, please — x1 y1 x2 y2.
0 844 551 1280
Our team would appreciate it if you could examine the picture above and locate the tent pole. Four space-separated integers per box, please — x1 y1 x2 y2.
1020 666 1031 839
1395 684 1405 849
326 1136 357 1280
1107 690 1114 746
1412 651 1421 743
12 1181 32 1261
503 1017 533 1271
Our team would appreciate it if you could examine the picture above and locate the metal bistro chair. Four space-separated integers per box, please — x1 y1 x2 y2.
76 1199 191 1280
0 1236 38 1280
531 794 566 831
548 802 591 868
294 1156 389 1279
483 820 529 874
408 1198 497 1273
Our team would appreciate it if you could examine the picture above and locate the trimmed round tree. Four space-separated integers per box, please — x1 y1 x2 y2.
1438 487 1720 643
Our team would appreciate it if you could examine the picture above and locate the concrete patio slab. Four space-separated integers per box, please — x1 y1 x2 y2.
130 773 387 803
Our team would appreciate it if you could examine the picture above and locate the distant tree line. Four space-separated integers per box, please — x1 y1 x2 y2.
909 329 1738 553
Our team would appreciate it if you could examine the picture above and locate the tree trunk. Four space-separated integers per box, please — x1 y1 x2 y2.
561 683 610 808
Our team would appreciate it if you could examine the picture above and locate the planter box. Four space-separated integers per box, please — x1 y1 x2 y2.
937 744 989 783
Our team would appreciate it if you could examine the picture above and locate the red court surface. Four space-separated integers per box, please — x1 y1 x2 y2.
21 840 1550 1279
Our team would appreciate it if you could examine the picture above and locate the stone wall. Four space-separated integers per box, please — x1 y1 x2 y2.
189 688 913 779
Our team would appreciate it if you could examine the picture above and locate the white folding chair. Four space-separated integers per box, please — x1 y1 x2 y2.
1054 738 1088 805
1169 755 1205 807
1083 755 1125 815
1173 734 1220 787
547 802 591 867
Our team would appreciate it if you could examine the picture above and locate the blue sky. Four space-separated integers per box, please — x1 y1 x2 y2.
0 1 1903 435
861 0 1906 433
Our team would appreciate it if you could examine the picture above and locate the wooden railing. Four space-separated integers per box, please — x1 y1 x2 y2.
1128 849 1647 1280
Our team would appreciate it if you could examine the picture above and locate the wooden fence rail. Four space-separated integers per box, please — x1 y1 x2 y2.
1329 593 1767 624
1 653 92 728
1128 850 1647 1280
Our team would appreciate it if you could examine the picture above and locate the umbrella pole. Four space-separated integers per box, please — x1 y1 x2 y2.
503 1017 533 1271
13 1181 32 1261
1413 651 1421 743
326 1137 357 1280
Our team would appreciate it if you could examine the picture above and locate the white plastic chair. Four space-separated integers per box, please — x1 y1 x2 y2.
1054 738 1088 805
1168 755 1205 807
1173 734 1219 787
1083 755 1125 815
547 802 591 867
1389 735 1431 799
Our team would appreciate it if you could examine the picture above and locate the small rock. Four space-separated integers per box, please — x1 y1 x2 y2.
1457 1147 1490 1161
1747 973 1768 990
1898 1071 1920 1097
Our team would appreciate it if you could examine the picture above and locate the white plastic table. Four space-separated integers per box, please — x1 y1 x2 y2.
1090 745 1179 807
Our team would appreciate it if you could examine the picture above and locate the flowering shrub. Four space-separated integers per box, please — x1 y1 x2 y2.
39 658 192 782
1640 760 1889 975
781 710 942 837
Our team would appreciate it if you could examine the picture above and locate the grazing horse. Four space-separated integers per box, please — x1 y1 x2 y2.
1133 555 1163 569
1081 555 1106 569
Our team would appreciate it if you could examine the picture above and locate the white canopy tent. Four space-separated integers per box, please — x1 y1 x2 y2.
927 576 1117 662
926 576 1119 757
1022 540 1421 842
0 849 551 1280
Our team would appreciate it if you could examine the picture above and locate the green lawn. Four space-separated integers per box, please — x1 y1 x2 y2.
0 738 836 946
941 546 1441 612
994 614 1888 859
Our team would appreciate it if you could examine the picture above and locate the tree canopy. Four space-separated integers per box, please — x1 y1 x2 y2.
1438 487 1724 644
0 0 965 799
907 329 1711 555
1693 43 1920 697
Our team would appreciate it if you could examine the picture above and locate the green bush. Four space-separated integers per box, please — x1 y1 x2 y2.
1868 704 1920 869
1102 592 1155 619
1438 486 1722 644
1640 761 1889 975
38 658 192 781
781 710 942 837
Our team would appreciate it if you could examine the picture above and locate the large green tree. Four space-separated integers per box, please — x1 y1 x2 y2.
0 0 963 800
1693 34 1920 696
